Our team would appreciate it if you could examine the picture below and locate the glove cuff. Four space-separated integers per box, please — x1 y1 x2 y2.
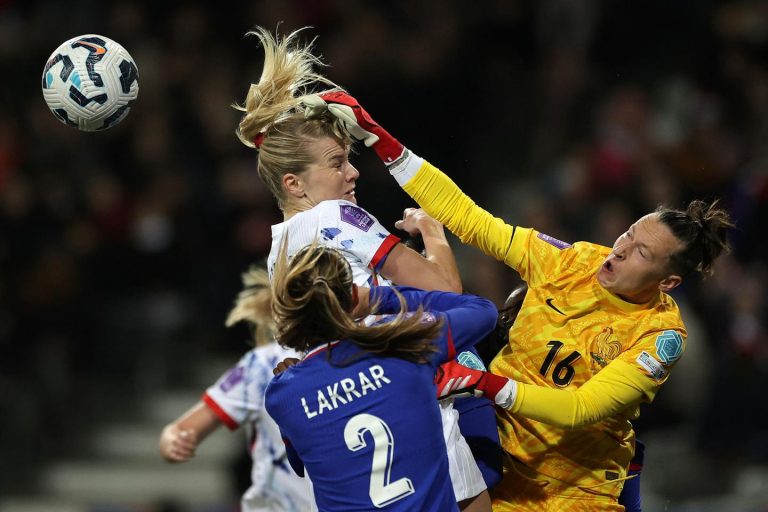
493 379 518 410
389 150 423 186
374 136 406 165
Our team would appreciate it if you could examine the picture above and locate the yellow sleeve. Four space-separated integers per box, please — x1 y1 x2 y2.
511 359 659 429
402 159 527 269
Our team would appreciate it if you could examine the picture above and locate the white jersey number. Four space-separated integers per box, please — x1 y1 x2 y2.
344 413 415 508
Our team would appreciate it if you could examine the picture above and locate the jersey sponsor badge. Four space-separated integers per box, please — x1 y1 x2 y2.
536 232 572 250
340 204 374 232
219 366 245 392
457 350 486 371
636 351 667 381
655 330 683 364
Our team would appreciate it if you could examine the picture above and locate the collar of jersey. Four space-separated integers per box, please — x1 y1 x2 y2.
595 279 660 312
303 340 341 361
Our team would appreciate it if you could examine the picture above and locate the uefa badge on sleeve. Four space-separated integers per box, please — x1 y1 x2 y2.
654 330 683 364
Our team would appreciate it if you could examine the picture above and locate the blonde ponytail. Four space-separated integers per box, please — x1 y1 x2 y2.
226 266 276 347
233 27 351 210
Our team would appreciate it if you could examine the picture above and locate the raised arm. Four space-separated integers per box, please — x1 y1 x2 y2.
311 92 521 268
381 208 462 293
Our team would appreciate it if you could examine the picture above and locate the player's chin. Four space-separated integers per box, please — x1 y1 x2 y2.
597 267 615 288
343 192 357 204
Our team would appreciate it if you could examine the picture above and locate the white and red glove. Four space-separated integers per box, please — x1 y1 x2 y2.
435 359 518 410
302 91 406 165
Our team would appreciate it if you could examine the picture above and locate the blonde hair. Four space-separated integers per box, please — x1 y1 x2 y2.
225 266 276 347
271 241 441 363
234 27 351 210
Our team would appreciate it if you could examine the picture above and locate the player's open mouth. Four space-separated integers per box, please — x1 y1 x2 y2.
602 260 613 273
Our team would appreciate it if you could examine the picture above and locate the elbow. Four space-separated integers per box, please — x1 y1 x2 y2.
477 297 499 330
566 403 605 429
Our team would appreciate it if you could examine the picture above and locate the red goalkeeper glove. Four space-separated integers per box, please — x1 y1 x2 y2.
302 92 406 165
435 359 518 409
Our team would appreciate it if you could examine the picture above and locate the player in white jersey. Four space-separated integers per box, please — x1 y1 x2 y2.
234 27 494 511
159 268 311 512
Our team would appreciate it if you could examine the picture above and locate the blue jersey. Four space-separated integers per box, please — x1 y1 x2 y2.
265 287 497 512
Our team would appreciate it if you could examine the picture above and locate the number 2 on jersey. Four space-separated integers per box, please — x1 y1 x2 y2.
344 413 415 508
539 340 581 386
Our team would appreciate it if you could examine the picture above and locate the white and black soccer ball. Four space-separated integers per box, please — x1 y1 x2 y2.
42 34 139 131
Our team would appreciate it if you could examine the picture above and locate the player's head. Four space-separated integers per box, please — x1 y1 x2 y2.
598 199 733 303
271 240 441 362
225 265 276 347
235 27 358 212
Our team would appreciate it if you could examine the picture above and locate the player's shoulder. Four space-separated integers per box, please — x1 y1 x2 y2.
569 240 610 261
313 199 368 215
530 234 607 278
252 342 300 359
317 200 379 226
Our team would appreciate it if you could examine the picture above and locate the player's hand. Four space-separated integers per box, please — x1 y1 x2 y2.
159 424 198 463
302 92 406 165
273 357 300 376
395 208 440 238
435 360 518 409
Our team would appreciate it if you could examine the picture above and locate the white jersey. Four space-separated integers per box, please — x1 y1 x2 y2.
203 344 311 512
268 200 399 287
269 200 486 502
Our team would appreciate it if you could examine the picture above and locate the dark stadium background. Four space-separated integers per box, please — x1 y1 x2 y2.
1 1 767 510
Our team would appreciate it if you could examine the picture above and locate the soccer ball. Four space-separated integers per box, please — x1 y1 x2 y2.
41 34 139 131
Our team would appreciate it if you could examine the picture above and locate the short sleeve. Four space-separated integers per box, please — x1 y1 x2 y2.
507 229 579 285
203 350 272 430
317 201 400 271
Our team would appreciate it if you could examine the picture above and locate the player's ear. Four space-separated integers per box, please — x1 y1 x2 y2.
283 173 304 198
658 274 682 293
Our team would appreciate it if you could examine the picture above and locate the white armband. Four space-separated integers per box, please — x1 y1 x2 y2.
388 149 424 187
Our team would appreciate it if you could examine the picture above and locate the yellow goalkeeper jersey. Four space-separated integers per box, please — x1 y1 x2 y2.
399 157 687 494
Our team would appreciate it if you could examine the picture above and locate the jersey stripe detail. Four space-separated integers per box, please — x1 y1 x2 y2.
202 392 239 430
445 323 456 360
370 234 400 271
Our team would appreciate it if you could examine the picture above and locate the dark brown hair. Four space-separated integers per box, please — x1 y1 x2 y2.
657 199 734 277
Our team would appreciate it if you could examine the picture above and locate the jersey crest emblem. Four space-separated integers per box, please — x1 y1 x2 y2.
537 232 572 250
590 327 622 369
339 204 374 232
655 330 683 364
457 350 486 371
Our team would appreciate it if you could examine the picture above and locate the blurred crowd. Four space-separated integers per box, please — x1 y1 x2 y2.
1 0 767 500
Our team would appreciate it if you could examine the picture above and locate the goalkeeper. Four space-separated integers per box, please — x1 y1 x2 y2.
310 92 734 511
